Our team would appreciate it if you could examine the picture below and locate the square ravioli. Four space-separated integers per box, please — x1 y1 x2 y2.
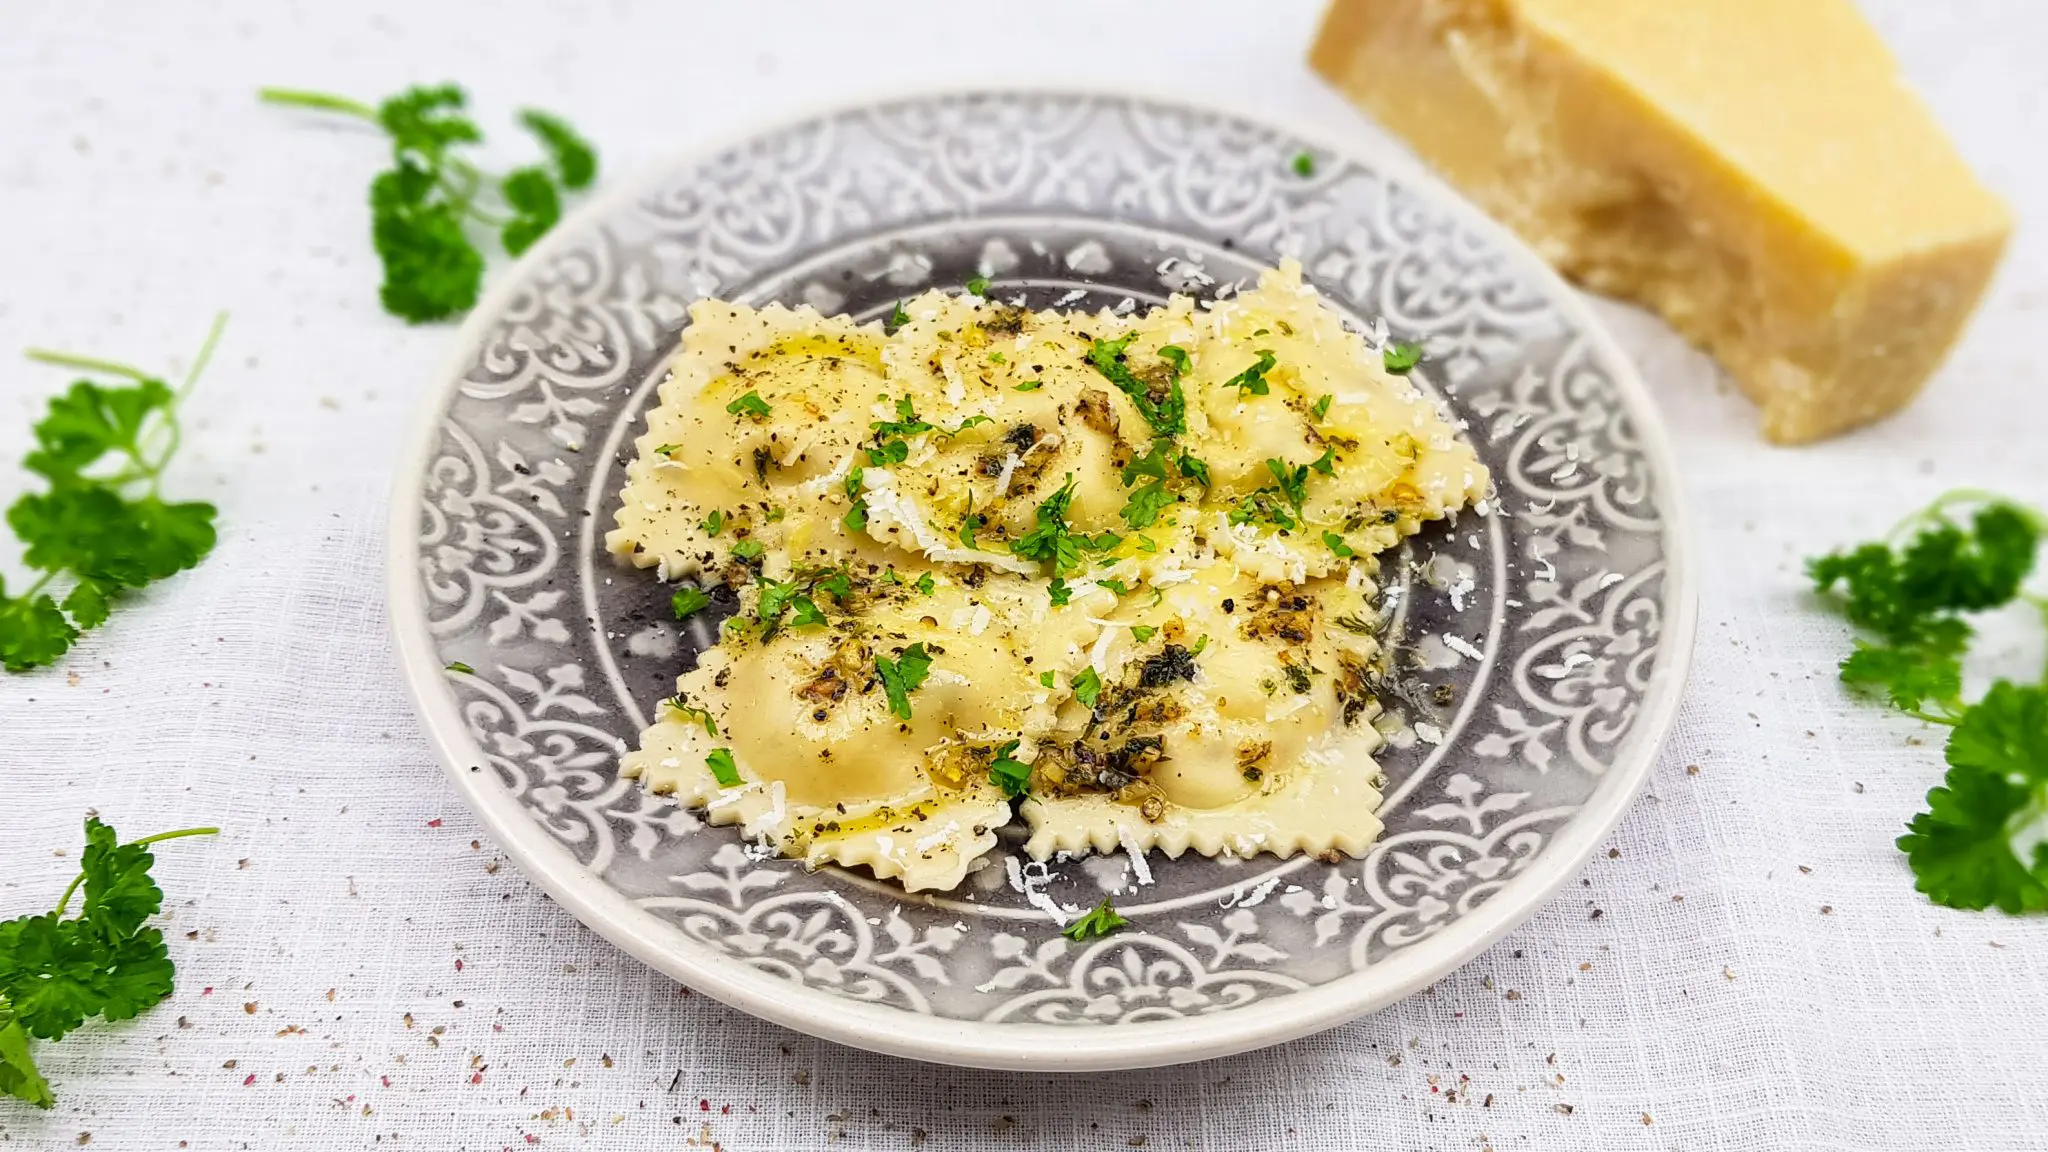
610 259 1489 891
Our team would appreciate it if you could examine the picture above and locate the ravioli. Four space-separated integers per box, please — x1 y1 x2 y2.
610 259 1489 891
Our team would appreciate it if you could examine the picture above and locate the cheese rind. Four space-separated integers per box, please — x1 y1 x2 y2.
1310 0 2012 443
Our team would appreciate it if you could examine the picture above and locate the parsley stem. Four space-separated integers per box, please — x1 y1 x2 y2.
51 827 220 916
21 349 152 382
257 87 377 121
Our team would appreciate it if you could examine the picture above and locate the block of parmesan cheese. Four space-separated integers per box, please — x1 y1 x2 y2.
1310 0 2012 443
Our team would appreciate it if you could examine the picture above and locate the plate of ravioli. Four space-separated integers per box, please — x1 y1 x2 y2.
391 90 1694 1069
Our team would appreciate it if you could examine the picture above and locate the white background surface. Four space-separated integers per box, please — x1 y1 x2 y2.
3 1 2045 1148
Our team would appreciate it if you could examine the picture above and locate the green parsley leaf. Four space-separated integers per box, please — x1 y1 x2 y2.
1291 151 1316 177
0 818 216 1107
653 443 681 455
1311 394 1334 422
1134 535 1158 554
1039 671 1056 689
1072 667 1102 708
943 415 993 437
725 391 773 421
1156 345 1191 376
988 351 1006 364
1308 446 1338 476
443 660 475 676
498 165 561 256
1323 532 1356 559
841 500 869 533
0 1018 52 1109
1131 625 1157 643
1192 634 1210 654
886 301 910 333
262 85 600 322
914 572 936 596
965 275 990 297
1047 577 1073 607
959 513 986 550
705 748 744 788
1899 682 2048 912
1121 482 1177 532
671 586 713 620
701 509 726 536
1100 579 1131 597
1176 453 1211 490
1267 458 1310 514
516 109 597 189
1221 350 1277 397
786 595 827 630
1382 340 1424 374
729 538 764 562
664 698 718 737
1015 380 1043 392
1061 897 1129 941
989 740 1031 798
876 643 934 721
1088 335 1186 437
5 319 226 673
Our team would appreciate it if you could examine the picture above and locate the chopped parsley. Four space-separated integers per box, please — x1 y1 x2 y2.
1130 625 1158 643
701 509 725 536
842 467 868 533
725 390 772 420
1382 340 1424 374
1192 634 1210 655
944 415 993 437
1291 151 1316 177
914 571 936 596
989 740 1031 798
1015 380 1043 392
0 818 219 1108
1308 446 1338 476
1134 534 1159 554
1311 394 1334 422
729 538 764 562
1072 667 1103 709
1156 345 1190 375
664 699 718 737
1176 452 1211 490
988 351 1006 364
1323 532 1356 559
1047 577 1073 607
965 275 990 297
876 643 934 721
1061 897 1129 941
653 443 681 455
958 513 986 550
671 585 713 620
1221 350 1277 397
445 661 474 675
1087 334 1186 437
886 301 910 333
1119 480 1176 530
1013 473 1119 576
705 748 744 788
1039 671 1057 689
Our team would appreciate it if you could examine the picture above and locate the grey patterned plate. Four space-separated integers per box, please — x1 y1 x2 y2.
388 90 1695 1070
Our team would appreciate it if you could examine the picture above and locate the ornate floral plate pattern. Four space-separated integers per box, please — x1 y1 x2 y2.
388 90 1695 1070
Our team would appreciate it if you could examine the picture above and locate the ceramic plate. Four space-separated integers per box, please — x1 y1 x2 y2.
388 89 1695 1070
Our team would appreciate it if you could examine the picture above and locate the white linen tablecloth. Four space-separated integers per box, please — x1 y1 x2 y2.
4 1 2045 1148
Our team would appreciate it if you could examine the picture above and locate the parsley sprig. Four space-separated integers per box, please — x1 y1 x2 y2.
260 84 598 323
0 818 218 1108
1061 897 1129 941
2 317 226 673
1810 491 2048 912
